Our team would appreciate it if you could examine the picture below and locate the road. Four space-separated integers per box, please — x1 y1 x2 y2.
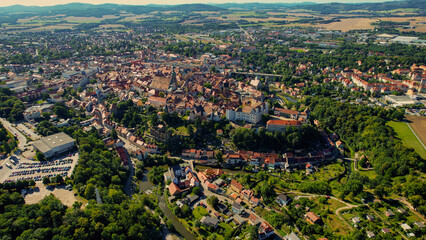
124 151 135 197
0 118 27 149
396 197 426 222
16 123 40 141
236 23 255 42
118 136 136 197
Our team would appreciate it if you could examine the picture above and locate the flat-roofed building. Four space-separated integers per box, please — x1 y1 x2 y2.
32 132 75 158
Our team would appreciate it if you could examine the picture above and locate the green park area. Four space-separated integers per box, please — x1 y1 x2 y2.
387 121 426 159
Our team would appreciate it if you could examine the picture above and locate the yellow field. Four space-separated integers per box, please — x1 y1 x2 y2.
64 15 118 23
97 24 126 29
21 24 76 32
315 18 376 31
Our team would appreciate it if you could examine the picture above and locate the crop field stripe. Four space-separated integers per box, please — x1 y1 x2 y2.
388 121 426 159
406 122 426 151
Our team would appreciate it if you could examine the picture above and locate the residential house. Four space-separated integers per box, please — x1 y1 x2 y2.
231 180 243 193
232 202 244 214
248 214 259 225
352 217 361 224
366 214 375 221
366 231 375 239
284 232 301 240
414 221 424 229
259 222 274 240
241 189 253 200
168 183 182 196
401 223 411 232
250 196 260 206
306 212 321 224
233 214 247 226
206 181 219 193
226 154 243 165
385 209 395 217
200 216 219 229
396 208 407 215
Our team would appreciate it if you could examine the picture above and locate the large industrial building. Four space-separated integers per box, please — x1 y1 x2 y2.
32 132 76 158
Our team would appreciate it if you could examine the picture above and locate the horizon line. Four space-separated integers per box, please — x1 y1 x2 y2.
0 0 397 8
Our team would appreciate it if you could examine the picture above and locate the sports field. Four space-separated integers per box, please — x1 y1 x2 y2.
388 120 426 159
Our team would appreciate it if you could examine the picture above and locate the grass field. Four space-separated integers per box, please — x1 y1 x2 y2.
405 115 426 147
193 206 208 219
387 121 426 159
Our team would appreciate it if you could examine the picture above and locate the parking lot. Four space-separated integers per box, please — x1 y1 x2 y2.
17 123 40 141
0 151 79 183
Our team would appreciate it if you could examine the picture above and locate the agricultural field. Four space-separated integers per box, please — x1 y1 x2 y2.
387 121 426 159
405 115 426 149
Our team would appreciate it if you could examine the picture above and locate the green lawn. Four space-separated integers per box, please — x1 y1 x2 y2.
387 121 426 159
193 206 208 219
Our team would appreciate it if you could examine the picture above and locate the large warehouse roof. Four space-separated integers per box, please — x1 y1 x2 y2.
33 132 75 153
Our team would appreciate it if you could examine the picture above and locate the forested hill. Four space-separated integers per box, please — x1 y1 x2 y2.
0 3 225 16
307 96 425 177
290 0 426 14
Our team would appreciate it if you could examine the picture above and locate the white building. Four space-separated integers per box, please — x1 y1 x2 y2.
383 95 420 107
32 132 75 158
23 104 54 121
226 102 269 124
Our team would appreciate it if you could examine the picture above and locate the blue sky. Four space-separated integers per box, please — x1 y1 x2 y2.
0 0 393 7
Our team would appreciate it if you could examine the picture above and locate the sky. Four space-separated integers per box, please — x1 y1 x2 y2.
0 0 392 7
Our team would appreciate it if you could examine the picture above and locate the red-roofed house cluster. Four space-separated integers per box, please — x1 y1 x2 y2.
164 164 200 196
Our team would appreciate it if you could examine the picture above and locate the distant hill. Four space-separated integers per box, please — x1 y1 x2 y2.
212 2 316 10
290 0 426 14
167 4 224 12
0 3 225 17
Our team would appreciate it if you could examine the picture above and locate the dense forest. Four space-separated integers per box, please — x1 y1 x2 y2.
0 88 25 122
71 130 127 203
230 125 322 152
0 190 162 239
307 97 426 214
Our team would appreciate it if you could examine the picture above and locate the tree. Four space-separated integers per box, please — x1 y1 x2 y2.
42 177 50 185
374 185 387 199
192 187 202 195
207 196 219 209
84 184 95 199
36 152 46 161
181 205 192 218
72 201 82 210
111 129 118 140
215 151 223 163
54 175 64 184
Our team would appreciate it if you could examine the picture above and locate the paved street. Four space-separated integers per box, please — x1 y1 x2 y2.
16 123 40 141
0 118 27 149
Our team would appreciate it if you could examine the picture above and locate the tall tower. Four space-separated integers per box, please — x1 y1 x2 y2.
169 64 177 91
